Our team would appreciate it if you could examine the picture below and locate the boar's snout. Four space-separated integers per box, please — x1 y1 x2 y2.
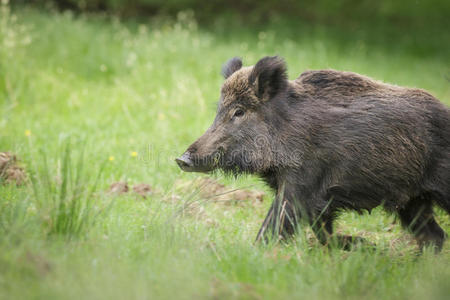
175 152 194 171
176 125 225 173
175 149 216 173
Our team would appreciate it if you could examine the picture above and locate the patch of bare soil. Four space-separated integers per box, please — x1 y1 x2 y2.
176 177 265 206
166 178 266 224
108 181 129 194
388 235 417 253
108 181 154 198
23 251 52 277
132 183 153 198
0 152 26 185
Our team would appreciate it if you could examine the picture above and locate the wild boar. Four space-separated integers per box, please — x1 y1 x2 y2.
176 56 450 251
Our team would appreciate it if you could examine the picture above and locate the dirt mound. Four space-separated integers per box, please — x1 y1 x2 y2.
0 152 26 185
177 177 265 205
133 183 153 198
108 181 129 194
108 182 153 198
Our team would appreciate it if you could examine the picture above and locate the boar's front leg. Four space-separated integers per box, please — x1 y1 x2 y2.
255 181 299 243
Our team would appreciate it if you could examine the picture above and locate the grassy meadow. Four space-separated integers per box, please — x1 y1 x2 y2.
1 4 450 300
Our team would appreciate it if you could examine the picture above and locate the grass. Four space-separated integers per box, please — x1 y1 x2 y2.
1 4 450 300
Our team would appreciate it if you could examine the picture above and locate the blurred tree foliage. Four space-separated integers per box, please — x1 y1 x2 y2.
17 0 450 26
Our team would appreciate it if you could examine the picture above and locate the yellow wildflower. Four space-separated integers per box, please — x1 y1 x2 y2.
157 113 166 120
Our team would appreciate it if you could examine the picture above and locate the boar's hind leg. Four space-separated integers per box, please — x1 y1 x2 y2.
310 215 334 245
309 188 372 250
310 214 372 250
397 195 446 253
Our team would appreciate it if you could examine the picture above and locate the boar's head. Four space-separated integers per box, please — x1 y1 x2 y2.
176 56 290 175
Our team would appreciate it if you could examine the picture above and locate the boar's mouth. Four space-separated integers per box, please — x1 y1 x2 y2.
175 151 221 173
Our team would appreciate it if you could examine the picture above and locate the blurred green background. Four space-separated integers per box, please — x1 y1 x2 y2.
17 0 450 23
1 1 449 299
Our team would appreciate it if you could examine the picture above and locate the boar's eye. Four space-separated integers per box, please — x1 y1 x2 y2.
233 109 245 118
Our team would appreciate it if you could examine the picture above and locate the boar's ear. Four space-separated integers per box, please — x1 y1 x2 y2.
222 57 243 79
248 56 288 101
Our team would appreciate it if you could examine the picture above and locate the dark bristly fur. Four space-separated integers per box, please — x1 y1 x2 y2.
177 56 450 252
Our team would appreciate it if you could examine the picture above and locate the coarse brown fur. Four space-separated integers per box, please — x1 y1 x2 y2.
176 56 450 252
